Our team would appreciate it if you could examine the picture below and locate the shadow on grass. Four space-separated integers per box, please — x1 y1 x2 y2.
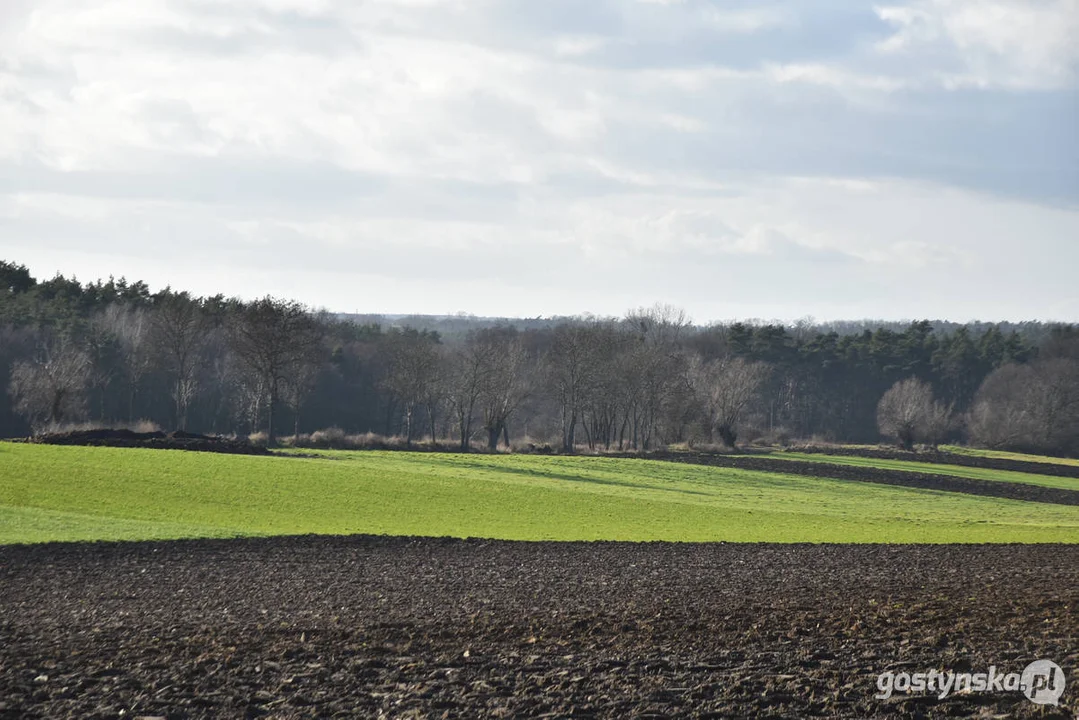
444 458 714 498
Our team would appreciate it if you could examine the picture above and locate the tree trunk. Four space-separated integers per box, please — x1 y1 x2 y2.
458 411 469 451
50 390 65 426
487 425 500 450
267 378 279 446
384 399 396 436
175 382 184 431
560 398 578 453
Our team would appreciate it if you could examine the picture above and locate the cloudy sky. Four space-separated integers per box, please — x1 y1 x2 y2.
1 0 1077 322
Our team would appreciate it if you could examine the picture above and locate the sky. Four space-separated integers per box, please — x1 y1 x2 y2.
0 0 1077 323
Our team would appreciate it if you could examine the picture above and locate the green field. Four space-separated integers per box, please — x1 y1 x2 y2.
2 443 1078 545
767 452 1079 491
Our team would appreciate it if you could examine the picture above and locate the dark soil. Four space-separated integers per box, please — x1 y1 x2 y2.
25 429 270 456
617 451 1079 507
1 536 1076 719
785 445 1079 480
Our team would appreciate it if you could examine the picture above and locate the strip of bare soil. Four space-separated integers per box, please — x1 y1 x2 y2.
620 451 1079 506
785 445 1079 480
24 429 269 455
1 536 1076 719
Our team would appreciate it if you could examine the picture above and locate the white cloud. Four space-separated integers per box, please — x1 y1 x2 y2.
764 63 910 93
876 0 1079 89
0 0 1075 320
552 35 608 57
3 173 1078 320
658 113 706 133
699 7 790 33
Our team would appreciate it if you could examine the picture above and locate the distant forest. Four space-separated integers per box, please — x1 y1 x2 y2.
2 260 1077 456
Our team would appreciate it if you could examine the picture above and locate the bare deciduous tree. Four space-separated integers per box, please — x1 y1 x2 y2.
1025 359 1079 454
85 313 121 422
8 335 91 432
626 303 689 347
381 329 440 447
229 297 323 445
282 357 322 440
547 323 600 452
152 292 208 431
224 352 267 435
923 398 956 449
445 334 492 451
102 304 153 422
422 346 447 444
876 377 950 450
621 304 691 450
969 359 1079 455
476 328 529 450
689 355 770 447
580 322 629 450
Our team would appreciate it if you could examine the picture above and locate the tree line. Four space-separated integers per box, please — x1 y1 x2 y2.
2 260 1077 456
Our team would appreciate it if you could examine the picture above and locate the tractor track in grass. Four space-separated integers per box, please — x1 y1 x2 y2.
621 452 1079 506
1 535 1076 719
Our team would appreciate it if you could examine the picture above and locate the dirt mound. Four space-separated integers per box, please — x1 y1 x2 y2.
1 536 1075 719
788 445 1079 479
619 451 1079 506
29 429 269 456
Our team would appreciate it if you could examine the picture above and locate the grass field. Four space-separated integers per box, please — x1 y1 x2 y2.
2 442 1078 545
767 451 1079 491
